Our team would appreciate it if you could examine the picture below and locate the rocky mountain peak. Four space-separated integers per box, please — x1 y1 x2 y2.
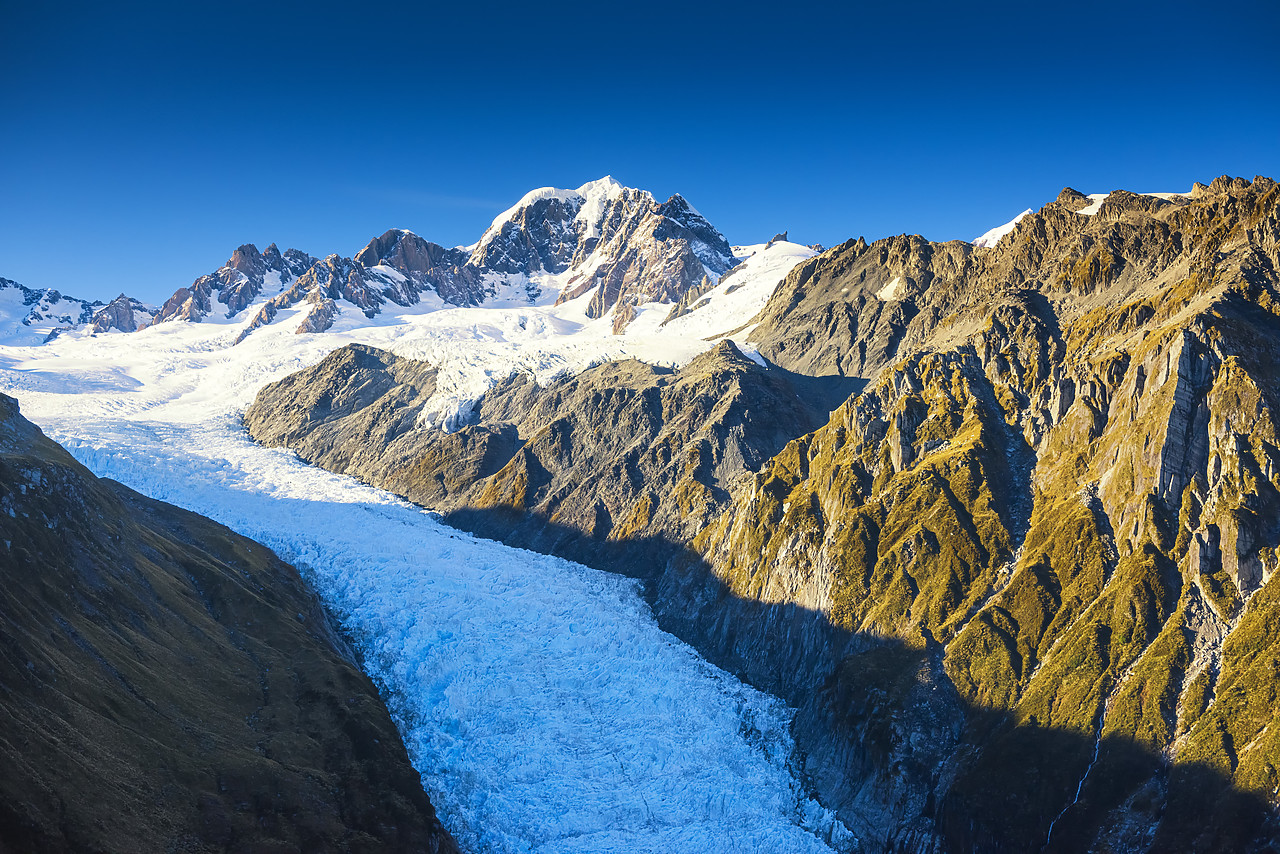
144 177 734 337
1055 187 1090 210
149 242 320 326
227 243 264 274
469 178 642 277
355 229 469 277
355 229 415 267
1209 174 1252 194
90 293 156 333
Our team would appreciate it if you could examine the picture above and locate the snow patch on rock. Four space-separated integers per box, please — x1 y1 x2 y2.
876 276 906 301
972 209 1033 248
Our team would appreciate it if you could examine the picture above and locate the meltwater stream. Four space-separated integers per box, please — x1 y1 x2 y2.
36 412 852 853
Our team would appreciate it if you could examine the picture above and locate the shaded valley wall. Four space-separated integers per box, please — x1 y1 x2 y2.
0 394 458 854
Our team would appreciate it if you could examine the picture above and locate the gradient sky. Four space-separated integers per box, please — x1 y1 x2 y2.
4 0 1278 304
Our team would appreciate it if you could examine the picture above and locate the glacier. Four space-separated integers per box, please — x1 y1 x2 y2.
0 237 853 852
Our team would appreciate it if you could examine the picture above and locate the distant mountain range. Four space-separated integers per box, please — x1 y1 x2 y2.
1 177 751 344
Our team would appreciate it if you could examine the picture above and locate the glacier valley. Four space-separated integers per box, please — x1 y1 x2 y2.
0 238 853 852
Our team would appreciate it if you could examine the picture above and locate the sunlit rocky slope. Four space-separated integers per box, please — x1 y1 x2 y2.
247 175 1280 851
0 394 457 853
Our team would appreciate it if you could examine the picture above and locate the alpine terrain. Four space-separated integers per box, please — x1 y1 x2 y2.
0 393 457 852
4 175 1280 852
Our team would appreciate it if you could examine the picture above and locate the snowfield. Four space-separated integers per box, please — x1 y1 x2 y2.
0 240 854 852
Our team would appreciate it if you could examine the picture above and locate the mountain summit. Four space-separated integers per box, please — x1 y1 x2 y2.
141 178 737 338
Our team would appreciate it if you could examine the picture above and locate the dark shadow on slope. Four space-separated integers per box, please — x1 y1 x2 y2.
759 359 869 416
0 410 457 854
437 503 1279 854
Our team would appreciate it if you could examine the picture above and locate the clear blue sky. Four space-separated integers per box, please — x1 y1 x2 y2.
4 0 1278 304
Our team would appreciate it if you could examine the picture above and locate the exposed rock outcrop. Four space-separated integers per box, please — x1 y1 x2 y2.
689 175 1280 851
549 184 736 332
0 393 458 853
154 177 737 339
149 242 317 324
245 340 824 569
90 293 156 332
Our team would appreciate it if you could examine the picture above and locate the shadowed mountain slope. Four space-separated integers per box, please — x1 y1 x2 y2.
0 393 458 853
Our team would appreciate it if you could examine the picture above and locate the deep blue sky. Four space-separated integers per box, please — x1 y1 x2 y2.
4 0 1278 303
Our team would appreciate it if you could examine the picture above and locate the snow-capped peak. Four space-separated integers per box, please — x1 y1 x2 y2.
483 186 583 237
478 176 647 247
573 176 647 241
574 175 625 198
972 209 1033 249
129 177 740 340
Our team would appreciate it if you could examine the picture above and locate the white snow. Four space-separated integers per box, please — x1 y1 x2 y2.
972 209 1033 248
631 242 817 343
477 176 643 251
1075 194 1109 216
0 281 95 346
875 276 905 302
573 176 632 241
0 242 849 852
484 187 583 236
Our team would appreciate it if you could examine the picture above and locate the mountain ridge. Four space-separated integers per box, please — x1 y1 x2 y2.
242 174 1280 852
0 176 744 343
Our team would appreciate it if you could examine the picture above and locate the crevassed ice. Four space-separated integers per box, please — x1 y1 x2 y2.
0 235 849 850
26 410 854 853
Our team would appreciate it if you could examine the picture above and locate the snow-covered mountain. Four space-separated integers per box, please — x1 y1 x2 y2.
150 242 318 324
1 178 750 347
146 176 738 338
0 179 814 434
0 277 113 344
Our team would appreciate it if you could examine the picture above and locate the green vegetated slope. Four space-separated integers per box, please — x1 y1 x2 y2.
246 176 1280 852
0 394 458 854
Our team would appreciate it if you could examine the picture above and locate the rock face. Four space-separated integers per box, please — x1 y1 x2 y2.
245 176 1280 850
0 393 458 853
150 242 318 324
245 340 824 569
90 292 156 332
155 177 737 339
545 181 736 332
687 175 1280 851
